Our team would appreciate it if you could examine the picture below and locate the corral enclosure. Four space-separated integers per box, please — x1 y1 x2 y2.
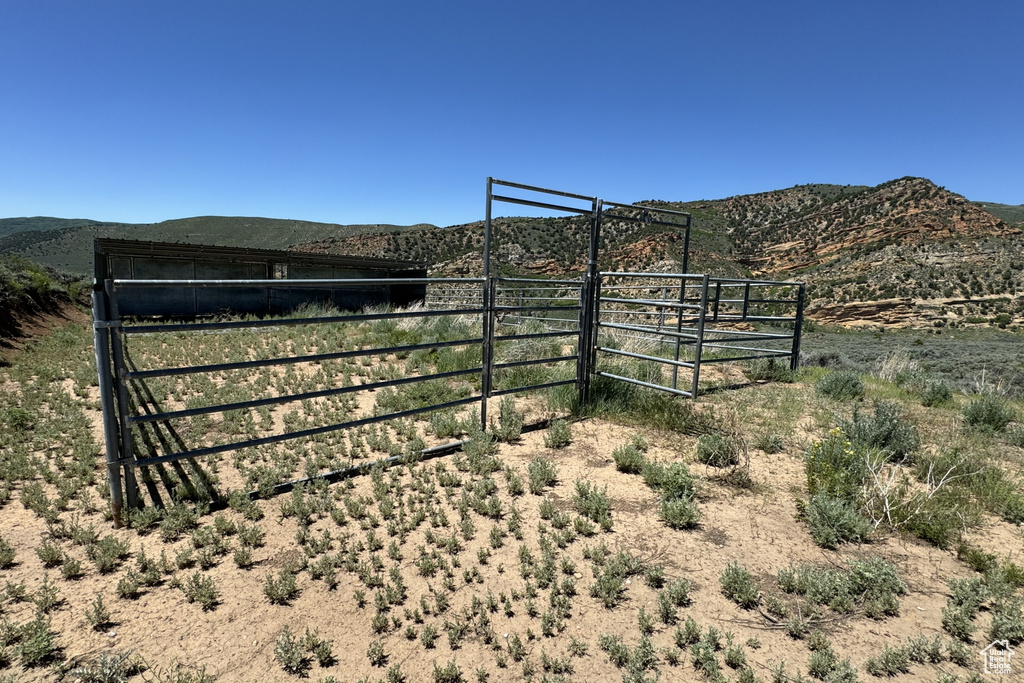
92 181 805 520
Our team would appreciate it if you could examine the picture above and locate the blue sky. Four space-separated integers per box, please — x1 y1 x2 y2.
1 1 1021 227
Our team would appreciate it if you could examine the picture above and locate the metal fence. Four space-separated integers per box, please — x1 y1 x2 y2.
592 273 805 398
92 178 804 524
92 274 586 524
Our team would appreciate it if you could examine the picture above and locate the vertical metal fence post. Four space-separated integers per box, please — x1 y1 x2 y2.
575 275 589 403
671 274 687 390
480 178 494 430
578 198 602 408
712 281 722 322
589 276 602 376
690 274 711 399
742 282 751 320
92 286 124 527
104 280 139 510
482 277 499 429
790 284 806 372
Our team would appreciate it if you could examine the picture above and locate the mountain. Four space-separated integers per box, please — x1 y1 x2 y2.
0 216 435 275
0 217 101 240
974 201 1024 229
294 177 1022 328
2 177 1021 329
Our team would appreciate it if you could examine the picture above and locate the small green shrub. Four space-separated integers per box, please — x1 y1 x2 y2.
420 624 438 649
643 461 698 500
35 541 64 568
274 626 309 675
61 557 83 580
963 394 1015 432
1006 424 1024 448
572 481 612 531
598 633 630 668
544 419 572 448
920 379 953 407
87 535 131 574
804 493 871 549
181 572 219 611
367 639 388 667
838 401 920 459
432 658 464 682
660 497 701 530
745 358 795 383
754 430 784 454
816 371 864 401
942 604 977 642
804 428 867 501
720 562 759 609
864 644 911 676
528 457 558 495
85 593 112 630
264 570 299 604
0 536 14 568
491 397 523 443
16 614 59 667
696 433 740 468
613 443 646 474
590 569 626 609
989 598 1024 645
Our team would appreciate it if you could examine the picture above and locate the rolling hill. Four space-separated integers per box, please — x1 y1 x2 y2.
0 216 436 275
2 176 1021 328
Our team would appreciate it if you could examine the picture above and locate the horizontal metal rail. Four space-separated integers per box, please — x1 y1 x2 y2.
125 337 483 380
496 296 580 303
599 284 704 291
598 321 698 340
493 304 581 313
715 298 799 305
598 296 701 310
600 272 703 279
114 277 477 288
127 367 481 425
702 333 794 344
700 328 794 338
699 351 791 364
493 355 577 371
597 346 694 368
707 277 798 287
702 343 794 355
490 379 575 397
704 314 798 322
122 307 484 335
490 194 591 216
495 277 583 286
491 178 596 202
595 371 692 397
131 395 482 468
601 199 692 218
494 330 578 342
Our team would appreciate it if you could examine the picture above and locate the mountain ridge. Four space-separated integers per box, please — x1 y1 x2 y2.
2 177 1021 329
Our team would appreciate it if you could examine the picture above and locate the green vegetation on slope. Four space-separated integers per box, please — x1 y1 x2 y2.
0 216 437 275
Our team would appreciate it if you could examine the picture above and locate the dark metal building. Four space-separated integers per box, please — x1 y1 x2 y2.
94 238 427 316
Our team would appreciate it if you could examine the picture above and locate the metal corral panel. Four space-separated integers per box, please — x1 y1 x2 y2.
94 238 427 317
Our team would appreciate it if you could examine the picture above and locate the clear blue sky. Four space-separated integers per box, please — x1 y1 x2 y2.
2 1 1021 227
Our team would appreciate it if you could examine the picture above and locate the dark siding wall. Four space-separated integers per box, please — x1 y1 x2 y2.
109 254 426 317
